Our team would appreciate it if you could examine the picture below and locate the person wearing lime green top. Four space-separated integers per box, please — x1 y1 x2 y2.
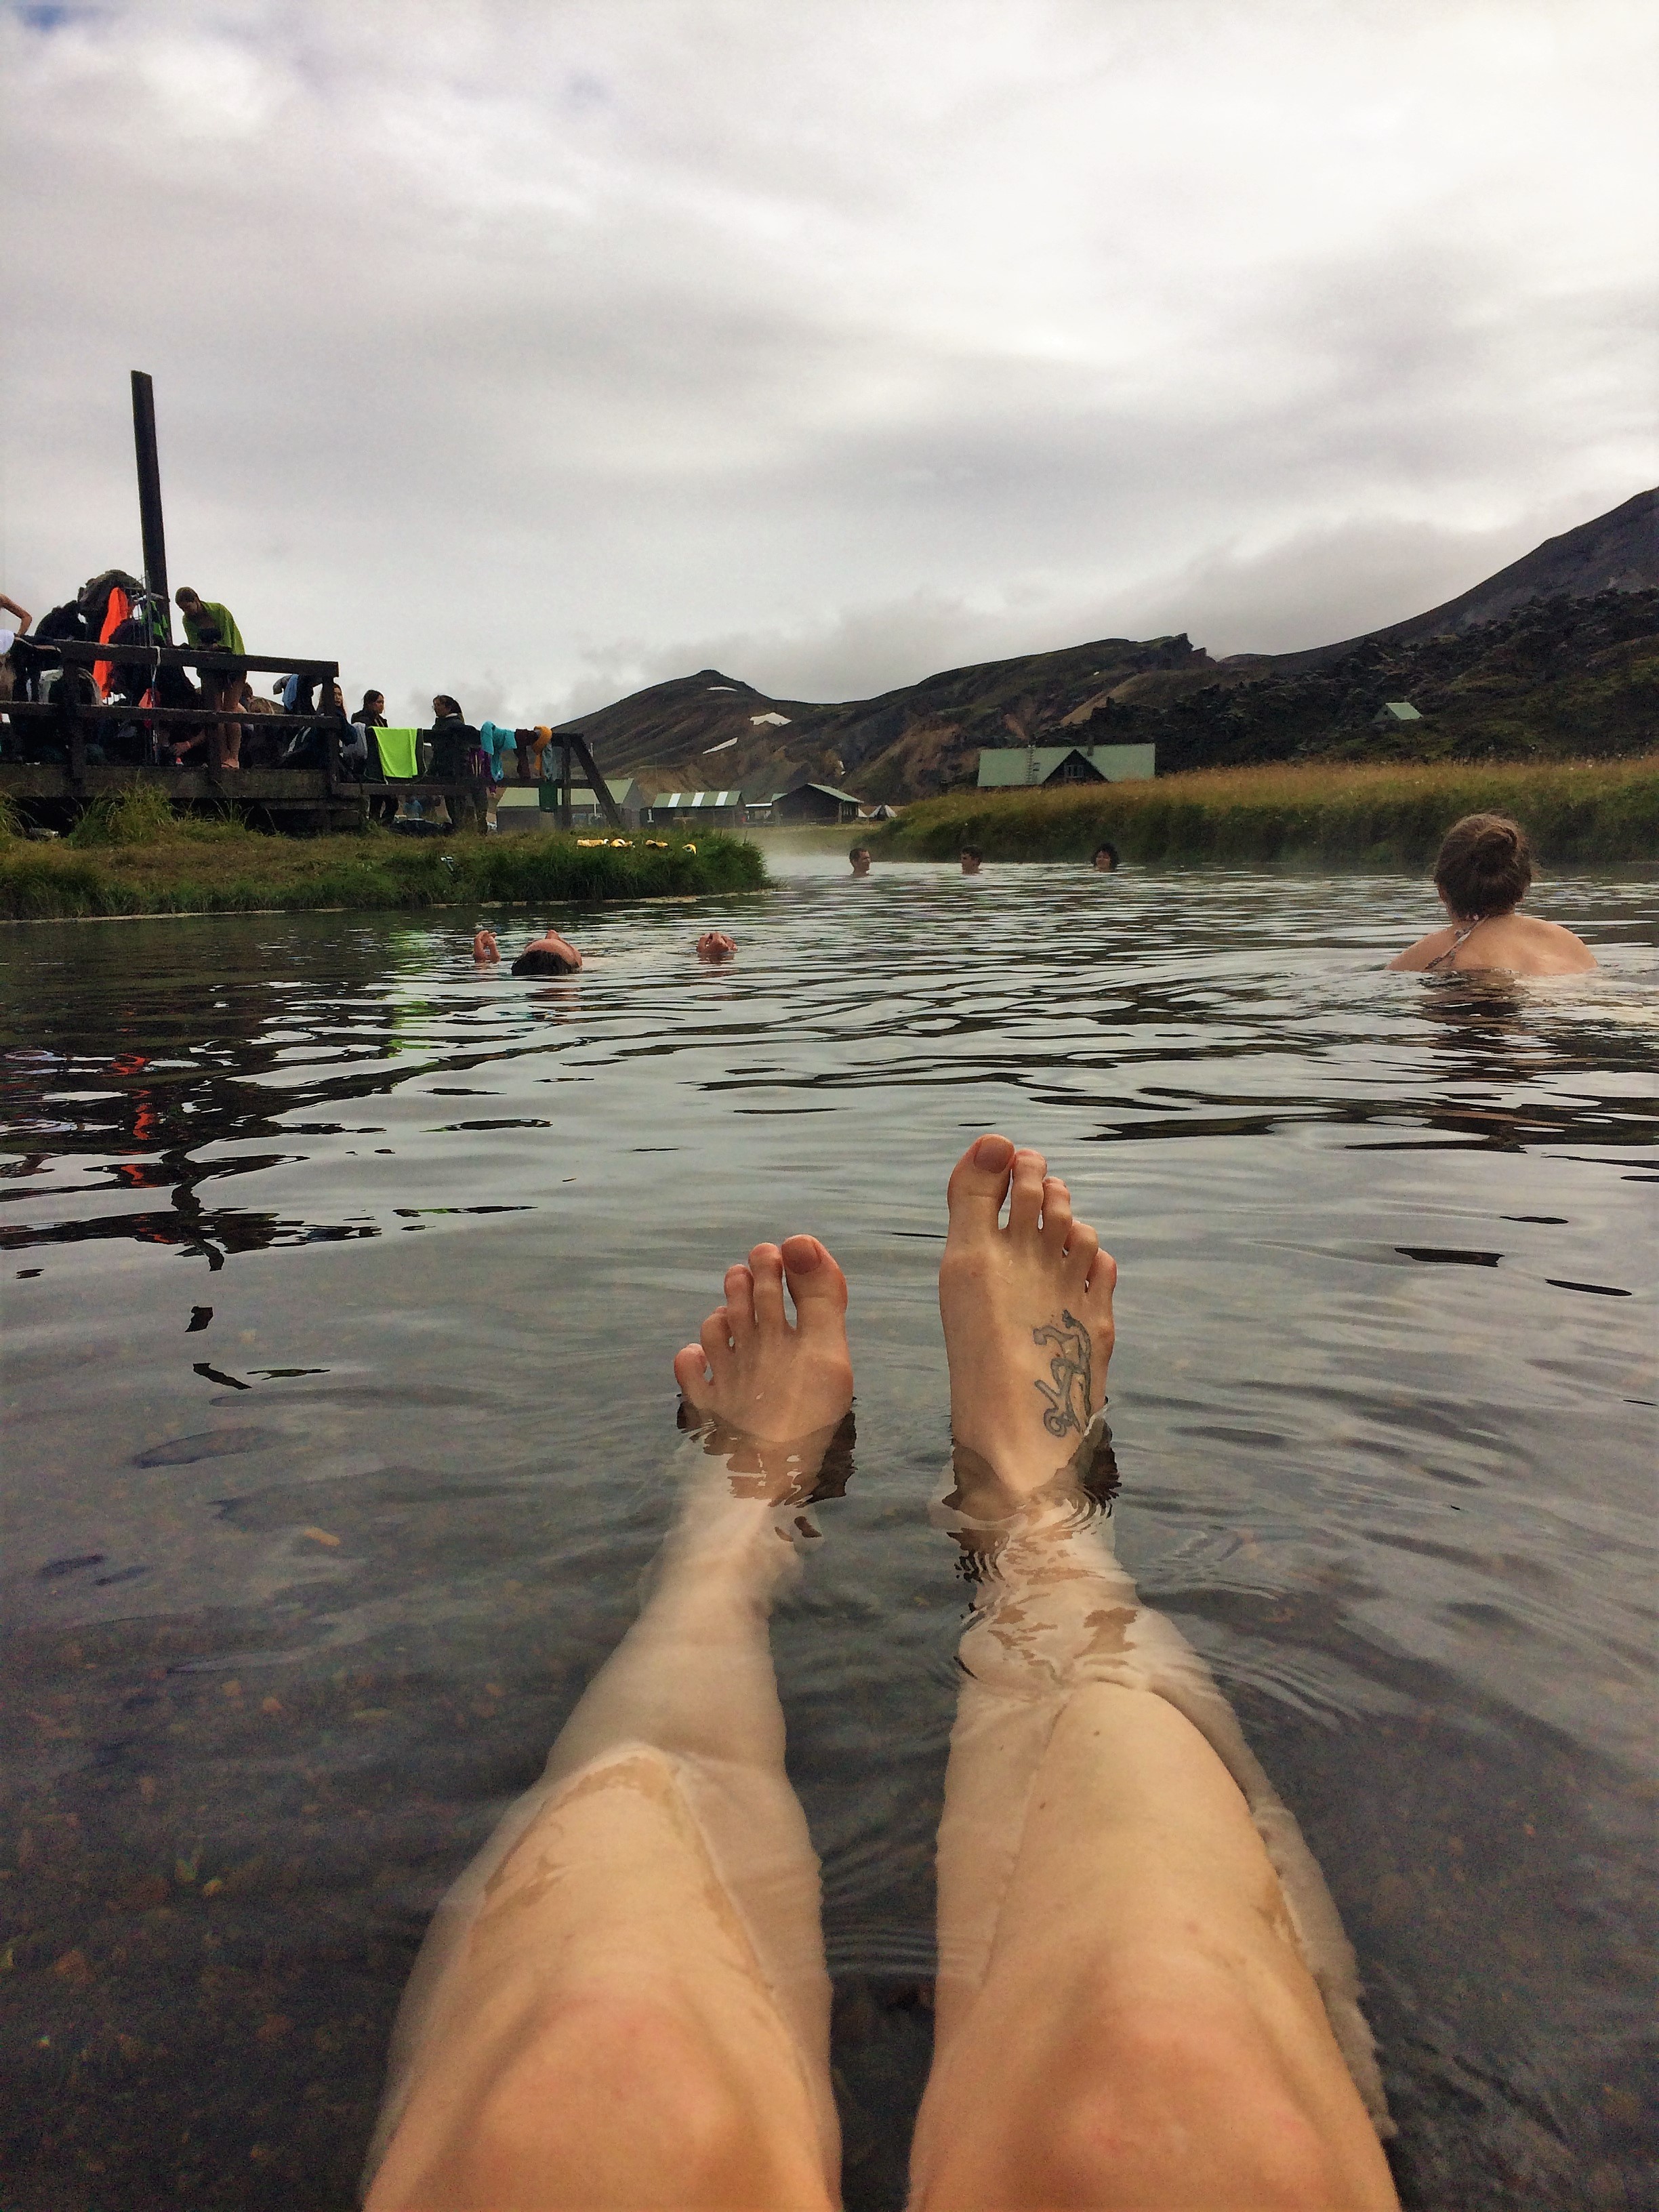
176 586 247 770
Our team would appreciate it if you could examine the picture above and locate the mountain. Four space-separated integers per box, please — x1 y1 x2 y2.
566 489 1658 800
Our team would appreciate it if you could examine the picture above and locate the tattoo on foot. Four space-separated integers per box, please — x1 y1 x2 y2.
1032 1309 1092 1438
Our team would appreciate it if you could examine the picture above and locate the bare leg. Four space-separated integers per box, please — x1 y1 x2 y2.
911 1137 1398 2212
209 677 241 771
366 1236 853 2212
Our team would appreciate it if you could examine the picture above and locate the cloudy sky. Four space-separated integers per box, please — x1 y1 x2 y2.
2 0 1654 725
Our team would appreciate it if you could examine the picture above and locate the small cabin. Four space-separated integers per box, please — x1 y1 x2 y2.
771 781 865 825
1372 701 1423 732
977 743 1156 789
642 788 745 827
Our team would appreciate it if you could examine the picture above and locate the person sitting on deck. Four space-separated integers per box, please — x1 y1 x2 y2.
276 680 353 772
511 926 583 977
176 586 245 771
426 696 489 830
960 846 983 875
848 846 872 876
1092 840 1120 872
1389 813 1595 977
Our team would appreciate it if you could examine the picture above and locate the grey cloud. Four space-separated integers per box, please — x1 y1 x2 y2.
1 0 1654 728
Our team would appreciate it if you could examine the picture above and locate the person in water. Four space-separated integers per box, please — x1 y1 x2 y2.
849 845 872 876
1092 840 1120 871
1389 813 1595 976
363 1137 1398 2212
960 845 983 875
697 930 737 961
510 926 583 977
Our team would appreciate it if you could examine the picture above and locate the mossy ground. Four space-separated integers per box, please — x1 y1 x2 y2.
872 756 1659 867
0 807 765 920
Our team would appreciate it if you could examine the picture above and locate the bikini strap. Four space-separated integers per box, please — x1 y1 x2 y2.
1425 917 1483 972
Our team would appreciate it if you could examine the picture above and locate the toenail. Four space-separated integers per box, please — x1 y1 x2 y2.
785 1237 821 1271
973 1135 1014 1166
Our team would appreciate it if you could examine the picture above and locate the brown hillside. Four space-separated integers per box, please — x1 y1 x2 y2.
567 489 1658 800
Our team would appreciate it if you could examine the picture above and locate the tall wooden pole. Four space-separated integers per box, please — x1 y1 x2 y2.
131 371 172 642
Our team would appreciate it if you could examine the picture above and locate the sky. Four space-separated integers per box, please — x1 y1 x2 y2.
1 0 1654 726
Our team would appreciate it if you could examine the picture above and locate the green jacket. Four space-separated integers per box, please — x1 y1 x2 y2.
182 601 245 656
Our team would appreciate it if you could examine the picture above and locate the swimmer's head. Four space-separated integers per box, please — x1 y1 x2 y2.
1092 842 1120 872
848 846 872 875
511 946 580 977
1434 813 1532 920
696 931 737 962
960 847 983 874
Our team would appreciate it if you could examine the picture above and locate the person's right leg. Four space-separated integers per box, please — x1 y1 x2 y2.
910 1137 1397 2212
366 1236 853 2211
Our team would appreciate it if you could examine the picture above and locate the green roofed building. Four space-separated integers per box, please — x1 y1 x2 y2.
1372 701 1424 731
977 743 1155 789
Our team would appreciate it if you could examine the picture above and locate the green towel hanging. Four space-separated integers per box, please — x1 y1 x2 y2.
374 728 422 779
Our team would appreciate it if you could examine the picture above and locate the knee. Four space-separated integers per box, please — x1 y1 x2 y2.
465 1990 762 2203
1031 2003 1352 2211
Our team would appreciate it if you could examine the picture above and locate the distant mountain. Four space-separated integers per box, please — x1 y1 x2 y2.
1267 485 1658 671
568 489 1658 799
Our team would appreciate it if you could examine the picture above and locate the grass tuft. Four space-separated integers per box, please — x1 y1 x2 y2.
66 784 183 847
0 826 765 920
873 756 1659 867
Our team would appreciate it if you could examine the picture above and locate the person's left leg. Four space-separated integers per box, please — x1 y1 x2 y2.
208 677 241 770
365 1236 853 2212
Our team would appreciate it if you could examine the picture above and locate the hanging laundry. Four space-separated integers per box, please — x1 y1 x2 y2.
93 585 131 699
373 728 422 779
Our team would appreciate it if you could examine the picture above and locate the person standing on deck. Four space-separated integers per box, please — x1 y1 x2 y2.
0 593 31 706
477 718 520 832
176 586 246 771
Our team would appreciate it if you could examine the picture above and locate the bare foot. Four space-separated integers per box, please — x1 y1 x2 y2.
674 1237 854 1488
939 1134 1116 1504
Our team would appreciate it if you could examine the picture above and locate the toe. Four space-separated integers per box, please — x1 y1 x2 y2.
750 1243 787 1332
724 1263 756 1333
946 1134 1015 1240
782 1235 848 1335
1065 1220 1099 1282
1087 1246 1119 1307
1041 1176 1073 1248
673 1342 713 1406
1007 1147 1048 1239
699 1308 735 1364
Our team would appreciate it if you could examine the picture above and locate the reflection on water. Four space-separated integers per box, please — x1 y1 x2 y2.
1 861 1656 2211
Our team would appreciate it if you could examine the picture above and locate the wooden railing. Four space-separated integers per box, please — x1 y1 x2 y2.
2 639 624 828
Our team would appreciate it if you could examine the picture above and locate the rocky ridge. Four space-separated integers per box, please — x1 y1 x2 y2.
566 487 1657 801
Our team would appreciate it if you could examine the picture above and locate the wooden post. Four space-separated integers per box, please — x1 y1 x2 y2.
130 371 172 641
59 660 86 791
565 730 625 830
558 739 573 831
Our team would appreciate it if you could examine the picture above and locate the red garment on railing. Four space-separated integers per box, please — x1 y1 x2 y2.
93 587 131 699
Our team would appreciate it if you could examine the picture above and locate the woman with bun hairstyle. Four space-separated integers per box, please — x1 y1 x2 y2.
1390 813 1595 975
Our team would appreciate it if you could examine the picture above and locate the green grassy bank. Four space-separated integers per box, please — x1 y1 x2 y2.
0 798 765 920
873 756 1659 867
